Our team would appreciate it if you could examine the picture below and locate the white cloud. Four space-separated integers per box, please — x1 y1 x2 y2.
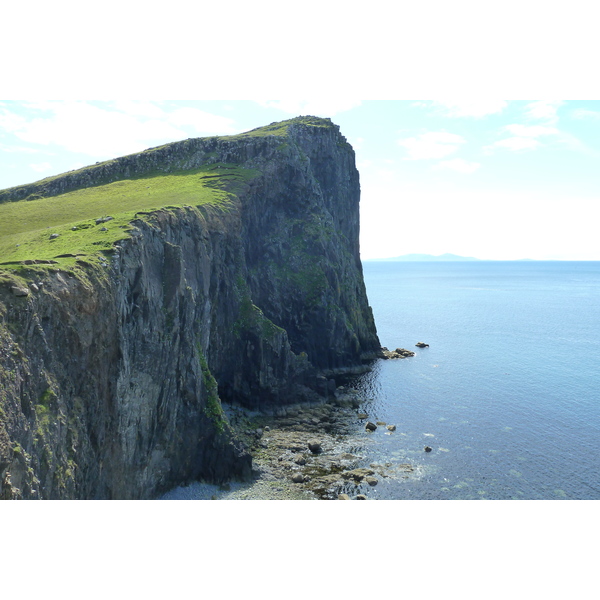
503 124 558 137
1 101 237 159
485 137 541 152
434 158 480 173
256 100 362 117
0 108 27 133
524 100 563 124
485 119 562 154
111 100 166 119
166 107 236 133
398 131 466 160
427 100 508 118
572 108 600 120
29 161 52 173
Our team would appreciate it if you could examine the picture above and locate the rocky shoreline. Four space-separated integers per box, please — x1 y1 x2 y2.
161 383 418 500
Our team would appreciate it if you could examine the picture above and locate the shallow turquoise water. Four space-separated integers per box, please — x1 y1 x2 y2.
351 261 600 499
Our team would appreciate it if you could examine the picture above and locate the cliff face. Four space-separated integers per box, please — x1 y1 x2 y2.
0 116 380 499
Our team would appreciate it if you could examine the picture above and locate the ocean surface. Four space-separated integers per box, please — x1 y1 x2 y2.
352 260 600 499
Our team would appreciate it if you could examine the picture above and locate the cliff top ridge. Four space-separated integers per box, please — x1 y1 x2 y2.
0 116 348 272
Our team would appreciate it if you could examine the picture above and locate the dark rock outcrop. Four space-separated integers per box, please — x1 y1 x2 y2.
0 116 380 499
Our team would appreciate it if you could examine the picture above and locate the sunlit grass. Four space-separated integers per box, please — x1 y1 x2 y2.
0 164 258 268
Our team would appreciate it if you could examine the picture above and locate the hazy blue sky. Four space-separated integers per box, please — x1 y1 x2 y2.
2 99 599 260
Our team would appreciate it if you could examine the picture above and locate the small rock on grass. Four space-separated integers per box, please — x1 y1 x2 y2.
11 286 29 297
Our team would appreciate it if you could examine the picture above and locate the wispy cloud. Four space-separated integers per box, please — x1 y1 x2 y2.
486 137 541 152
503 124 558 137
572 108 600 120
398 131 466 160
0 101 237 158
434 158 480 173
256 100 362 117
524 100 563 124
29 161 52 173
418 100 508 118
485 120 559 154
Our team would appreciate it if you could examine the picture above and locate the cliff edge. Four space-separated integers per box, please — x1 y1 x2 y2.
0 116 380 499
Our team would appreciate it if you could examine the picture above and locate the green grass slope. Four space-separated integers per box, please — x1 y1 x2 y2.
0 164 257 271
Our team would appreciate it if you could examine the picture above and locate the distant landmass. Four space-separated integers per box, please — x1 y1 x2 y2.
366 253 482 262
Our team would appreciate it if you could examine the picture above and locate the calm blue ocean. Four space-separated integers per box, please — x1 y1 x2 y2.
351 260 600 499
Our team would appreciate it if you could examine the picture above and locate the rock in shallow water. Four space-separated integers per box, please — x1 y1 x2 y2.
308 440 322 454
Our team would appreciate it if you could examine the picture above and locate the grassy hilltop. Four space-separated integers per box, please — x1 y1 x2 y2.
0 165 256 270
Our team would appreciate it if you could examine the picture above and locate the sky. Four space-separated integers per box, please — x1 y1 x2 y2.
2 99 599 261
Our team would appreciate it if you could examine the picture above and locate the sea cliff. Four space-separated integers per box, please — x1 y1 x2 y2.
0 116 380 499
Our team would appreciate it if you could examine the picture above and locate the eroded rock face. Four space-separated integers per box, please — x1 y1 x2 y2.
0 117 380 499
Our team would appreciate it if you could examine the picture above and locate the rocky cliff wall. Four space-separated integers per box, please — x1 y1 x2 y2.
0 116 380 499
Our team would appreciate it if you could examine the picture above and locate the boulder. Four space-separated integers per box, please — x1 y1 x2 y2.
424 446 433 452
291 473 305 483
416 342 429 348
356 494 367 500
366 477 378 486
11 286 29 297
307 440 322 454
387 424 396 432
338 494 351 500
365 421 377 432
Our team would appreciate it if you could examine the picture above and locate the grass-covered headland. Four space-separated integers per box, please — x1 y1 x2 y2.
0 164 257 271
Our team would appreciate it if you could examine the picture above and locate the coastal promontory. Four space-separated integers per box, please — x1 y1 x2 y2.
0 116 380 499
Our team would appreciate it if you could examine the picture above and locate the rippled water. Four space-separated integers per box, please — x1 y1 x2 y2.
347 261 600 499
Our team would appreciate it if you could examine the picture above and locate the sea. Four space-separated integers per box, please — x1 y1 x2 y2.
161 260 600 501
352 260 600 500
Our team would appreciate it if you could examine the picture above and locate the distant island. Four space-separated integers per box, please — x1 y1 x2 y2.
365 253 481 262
